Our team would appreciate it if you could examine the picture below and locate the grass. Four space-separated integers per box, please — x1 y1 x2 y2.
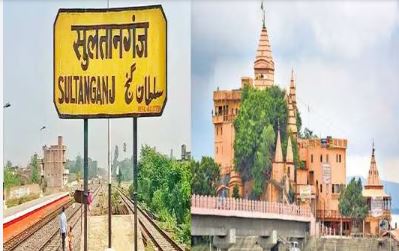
6 193 40 208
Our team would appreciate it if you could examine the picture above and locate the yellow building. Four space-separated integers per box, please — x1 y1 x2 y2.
363 144 392 236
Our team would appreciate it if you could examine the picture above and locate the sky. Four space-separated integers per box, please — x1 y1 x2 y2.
4 0 191 169
192 1 399 183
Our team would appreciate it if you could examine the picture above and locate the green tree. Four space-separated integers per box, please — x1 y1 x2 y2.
30 153 40 184
232 184 240 199
136 145 191 245
5 160 12 169
339 178 368 231
111 145 120 180
117 167 122 187
303 127 316 139
251 124 275 198
4 161 21 189
234 86 301 198
191 156 220 196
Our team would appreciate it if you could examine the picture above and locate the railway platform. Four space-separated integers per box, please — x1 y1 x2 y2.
3 192 70 242
86 214 145 251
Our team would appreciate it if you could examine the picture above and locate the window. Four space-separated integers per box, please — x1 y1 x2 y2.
326 154 329 163
320 155 323 163
311 154 313 163
320 184 323 193
309 171 314 185
221 127 223 135
332 184 335 193
339 154 342 163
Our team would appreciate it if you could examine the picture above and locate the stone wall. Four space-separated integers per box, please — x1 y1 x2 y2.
5 183 41 200
304 237 399 251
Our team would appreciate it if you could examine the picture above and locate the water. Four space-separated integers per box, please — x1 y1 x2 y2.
392 214 399 228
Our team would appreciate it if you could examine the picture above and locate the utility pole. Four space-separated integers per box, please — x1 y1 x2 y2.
108 118 112 249
107 0 112 249
133 118 138 251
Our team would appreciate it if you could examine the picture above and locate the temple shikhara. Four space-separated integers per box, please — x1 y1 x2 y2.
211 9 391 236
363 144 392 235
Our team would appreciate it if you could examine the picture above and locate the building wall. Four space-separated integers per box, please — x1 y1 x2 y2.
298 138 347 220
42 136 66 190
5 183 41 200
213 90 241 180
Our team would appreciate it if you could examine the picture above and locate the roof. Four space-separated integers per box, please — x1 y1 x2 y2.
274 128 283 162
366 144 382 187
286 136 293 163
254 27 274 71
362 188 390 198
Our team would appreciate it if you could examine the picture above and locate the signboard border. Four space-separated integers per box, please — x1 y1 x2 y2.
53 5 168 119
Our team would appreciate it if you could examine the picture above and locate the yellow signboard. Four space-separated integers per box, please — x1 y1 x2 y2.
54 6 167 118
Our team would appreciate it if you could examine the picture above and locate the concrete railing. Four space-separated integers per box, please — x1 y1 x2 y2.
191 195 311 217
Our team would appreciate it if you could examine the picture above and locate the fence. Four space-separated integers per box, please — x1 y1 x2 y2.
191 195 311 217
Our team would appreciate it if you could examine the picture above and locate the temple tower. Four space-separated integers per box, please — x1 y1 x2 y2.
286 136 295 183
365 143 383 189
363 142 391 235
267 127 285 202
287 69 298 138
253 26 275 89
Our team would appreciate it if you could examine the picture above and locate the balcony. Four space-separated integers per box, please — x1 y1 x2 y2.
212 114 236 123
316 210 351 220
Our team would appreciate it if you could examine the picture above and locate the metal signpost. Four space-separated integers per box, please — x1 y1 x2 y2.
108 119 112 249
53 6 167 251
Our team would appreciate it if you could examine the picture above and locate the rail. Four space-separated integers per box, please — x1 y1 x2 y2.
4 184 101 251
116 187 184 251
191 195 311 218
40 184 102 250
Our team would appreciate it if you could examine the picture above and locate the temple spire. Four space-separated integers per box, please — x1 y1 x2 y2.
366 141 382 188
253 14 275 88
286 135 293 163
275 123 283 162
290 68 295 88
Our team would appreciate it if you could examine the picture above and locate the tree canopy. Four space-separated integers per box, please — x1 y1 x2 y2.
66 155 99 179
131 145 191 245
30 153 40 184
191 156 220 196
233 85 302 199
339 177 368 228
4 161 21 189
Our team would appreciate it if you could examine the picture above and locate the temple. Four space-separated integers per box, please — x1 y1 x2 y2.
363 143 391 236
213 18 298 198
212 8 350 235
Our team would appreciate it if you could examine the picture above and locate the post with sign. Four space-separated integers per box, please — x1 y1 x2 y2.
54 6 167 250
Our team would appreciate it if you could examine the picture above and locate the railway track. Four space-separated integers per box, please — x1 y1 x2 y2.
4 184 101 251
40 184 102 251
116 187 185 251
